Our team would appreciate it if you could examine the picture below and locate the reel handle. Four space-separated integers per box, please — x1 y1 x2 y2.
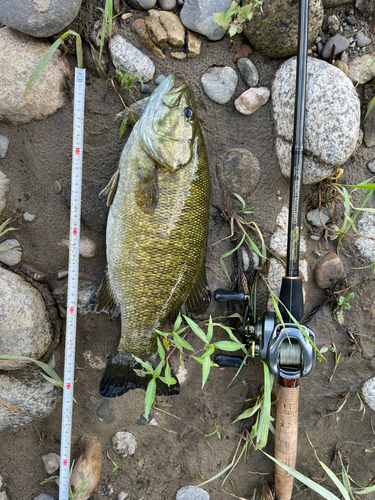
214 289 246 302
214 354 244 368
275 380 299 500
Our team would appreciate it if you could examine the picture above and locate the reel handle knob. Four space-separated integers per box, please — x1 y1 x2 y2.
214 354 244 368
214 289 246 302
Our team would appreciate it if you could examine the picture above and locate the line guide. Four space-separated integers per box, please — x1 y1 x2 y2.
59 67 86 500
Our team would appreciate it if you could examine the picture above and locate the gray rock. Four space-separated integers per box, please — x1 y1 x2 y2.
354 32 371 47
126 0 157 9
96 399 115 424
306 207 330 227
23 211 36 222
317 41 324 55
140 84 150 94
272 57 360 184
367 158 375 173
327 15 340 33
0 372 59 431
176 486 209 500
155 75 167 85
201 67 238 104
42 453 60 475
340 51 348 63
180 0 231 41
112 431 137 456
345 15 356 25
52 280 99 315
135 411 160 426
323 0 352 6
362 377 375 411
314 252 344 289
364 100 375 147
64 181 110 234
216 149 260 200
237 58 259 87
0 491 7 500
243 0 323 58
0 0 81 37
321 35 349 59
353 211 375 263
0 135 9 159
349 53 375 84
270 206 307 259
33 495 56 500
0 268 54 371
0 239 22 266
158 0 177 9
110 35 155 83
0 28 68 126
0 170 11 217
235 87 270 115
117 494 128 500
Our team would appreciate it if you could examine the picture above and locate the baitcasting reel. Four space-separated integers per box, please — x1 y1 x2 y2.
213 289 316 380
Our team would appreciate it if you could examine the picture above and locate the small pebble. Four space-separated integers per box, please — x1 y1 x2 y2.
327 15 340 32
0 135 9 159
155 75 167 85
177 0 184 4
23 211 36 222
340 51 348 63
33 495 56 500
121 13 132 20
362 377 375 411
96 399 115 424
234 87 270 115
176 485 210 500
57 235 99 259
112 431 137 456
158 0 176 10
309 233 321 241
42 453 60 475
315 252 345 290
0 492 7 500
201 67 238 105
306 208 330 227
326 224 339 241
52 179 63 195
354 31 371 47
0 475 3 488
317 41 324 55
343 25 350 31
237 58 259 87
345 15 356 26
232 43 253 63
0 239 22 266
57 270 69 279
140 84 150 93
171 52 186 59
117 493 128 500
334 60 349 76
322 35 350 59
367 158 375 173
19 263 46 282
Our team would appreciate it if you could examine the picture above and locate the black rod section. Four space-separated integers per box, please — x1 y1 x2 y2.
286 0 309 278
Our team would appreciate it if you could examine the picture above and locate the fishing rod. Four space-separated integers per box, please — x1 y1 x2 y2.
213 0 316 498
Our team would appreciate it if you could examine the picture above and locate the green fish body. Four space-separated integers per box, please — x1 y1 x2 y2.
96 74 210 397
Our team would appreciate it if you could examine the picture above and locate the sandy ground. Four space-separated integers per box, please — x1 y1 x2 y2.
1 1 375 499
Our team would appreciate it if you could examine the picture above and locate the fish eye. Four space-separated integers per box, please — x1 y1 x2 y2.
184 107 193 119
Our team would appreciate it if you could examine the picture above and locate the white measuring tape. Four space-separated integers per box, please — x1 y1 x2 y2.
59 67 86 500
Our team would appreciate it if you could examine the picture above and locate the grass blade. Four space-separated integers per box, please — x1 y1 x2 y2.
202 356 211 388
318 461 350 500
254 361 274 449
0 355 62 387
144 378 156 419
219 233 246 282
24 38 63 94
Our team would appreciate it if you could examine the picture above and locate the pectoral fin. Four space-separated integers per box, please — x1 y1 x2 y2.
180 258 211 319
95 268 120 319
99 169 120 207
135 164 159 215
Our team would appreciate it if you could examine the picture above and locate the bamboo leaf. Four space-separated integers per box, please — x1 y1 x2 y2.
157 338 165 361
201 345 215 358
202 355 211 388
214 341 245 351
207 316 213 343
0 355 62 387
165 361 171 379
183 315 208 344
220 233 246 282
174 313 182 331
153 360 163 379
132 355 154 374
158 376 177 386
144 378 156 419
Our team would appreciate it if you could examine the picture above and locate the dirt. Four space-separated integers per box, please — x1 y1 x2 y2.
1 1 375 499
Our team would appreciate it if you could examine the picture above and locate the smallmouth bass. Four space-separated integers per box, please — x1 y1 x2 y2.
96 74 210 397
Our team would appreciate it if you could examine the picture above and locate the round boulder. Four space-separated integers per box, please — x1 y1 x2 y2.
0 27 68 126
272 57 360 184
0 372 59 431
314 252 344 289
0 0 82 37
353 211 375 263
180 0 231 41
242 0 323 58
216 149 260 200
0 268 54 371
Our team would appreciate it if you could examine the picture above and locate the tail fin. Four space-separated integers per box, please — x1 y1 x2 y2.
100 352 180 398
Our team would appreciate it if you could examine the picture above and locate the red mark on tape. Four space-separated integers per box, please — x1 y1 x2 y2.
69 307 74 314
66 383 71 390
63 459 68 466
73 228 77 236
75 148 80 155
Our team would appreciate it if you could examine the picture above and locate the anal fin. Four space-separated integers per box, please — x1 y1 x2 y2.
95 268 120 319
180 258 211 319
99 169 119 207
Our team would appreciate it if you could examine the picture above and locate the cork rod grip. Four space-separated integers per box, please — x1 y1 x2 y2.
275 384 299 500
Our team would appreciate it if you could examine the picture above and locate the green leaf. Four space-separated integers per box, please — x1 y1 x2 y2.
233 400 262 422
214 341 245 351
119 117 128 138
201 345 215 358
262 452 341 500
318 460 350 500
175 336 195 352
154 329 171 337
355 55 375 87
354 485 375 494
153 360 163 378
158 376 177 386
144 378 156 419
206 316 213 343
165 361 171 379
212 12 229 30
202 355 211 388
183 315 208 344
228 25 237 37
219 233 246 282
233 193 246 211
254 362 274 449
132 355 154 375
25 38 63 94
0 355 62 387
174 313 182 331
365 97 375 121
157 338 165 361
